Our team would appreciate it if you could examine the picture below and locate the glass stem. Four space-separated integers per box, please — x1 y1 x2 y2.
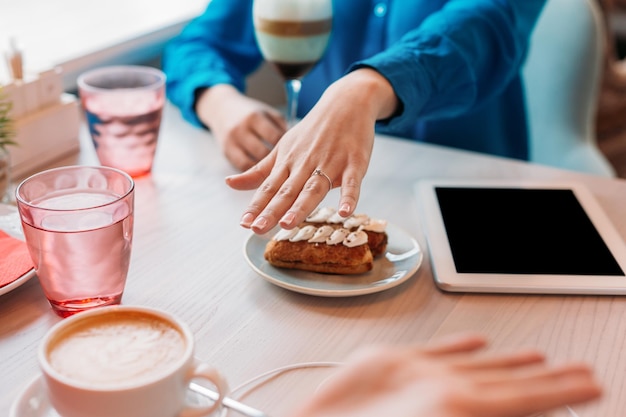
285 78 302 127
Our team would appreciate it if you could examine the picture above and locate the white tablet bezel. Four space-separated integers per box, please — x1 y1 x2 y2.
416 179 626 295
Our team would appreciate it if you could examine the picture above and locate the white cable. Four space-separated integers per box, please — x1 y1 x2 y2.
566 405 580 417
219 361 343 417
230 361 343 397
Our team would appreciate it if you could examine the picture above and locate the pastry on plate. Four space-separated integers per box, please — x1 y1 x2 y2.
264 207 388 274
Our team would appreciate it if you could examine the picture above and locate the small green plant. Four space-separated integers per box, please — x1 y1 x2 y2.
0 87 16 152
0 87 15 201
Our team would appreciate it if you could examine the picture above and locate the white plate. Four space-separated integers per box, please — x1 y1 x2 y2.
10 375 57 417
0 203 36 296
244 222 423 297
10 374 217 417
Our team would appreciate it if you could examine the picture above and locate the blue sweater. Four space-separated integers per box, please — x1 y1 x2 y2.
163 0 546 160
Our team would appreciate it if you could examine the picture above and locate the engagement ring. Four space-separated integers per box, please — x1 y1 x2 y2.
312 169 333 191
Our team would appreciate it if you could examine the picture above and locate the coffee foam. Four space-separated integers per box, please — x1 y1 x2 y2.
47 311 186 388
253 0 332 21
255 33 330 62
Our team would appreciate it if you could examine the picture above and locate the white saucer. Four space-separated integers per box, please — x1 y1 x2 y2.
10 375 58 417
11 374 217 417
0 203 36 296
244 222 423 297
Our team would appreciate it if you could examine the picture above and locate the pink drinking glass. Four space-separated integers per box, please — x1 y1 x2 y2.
15 165 135 317
77 65 165 178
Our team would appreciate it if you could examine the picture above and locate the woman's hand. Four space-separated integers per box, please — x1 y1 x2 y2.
293 334 602 417
225 68 399 234
196 84 287 171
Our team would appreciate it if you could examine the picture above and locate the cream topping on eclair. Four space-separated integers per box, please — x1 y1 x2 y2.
274 227 299 241
273 225 363 247
326 228 350 245
274 207 386 247
306 207 336 223
327 211 348 224
344 230 368 247
308 225 334 243
306 207 388 233
361 219 387 233
343 213 369 229
290 225 316 241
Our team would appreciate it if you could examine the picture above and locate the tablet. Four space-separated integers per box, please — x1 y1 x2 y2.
416 180 626 295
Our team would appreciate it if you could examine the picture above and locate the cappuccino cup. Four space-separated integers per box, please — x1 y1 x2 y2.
38 305 228 417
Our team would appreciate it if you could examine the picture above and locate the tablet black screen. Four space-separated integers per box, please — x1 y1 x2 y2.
435 187 624 276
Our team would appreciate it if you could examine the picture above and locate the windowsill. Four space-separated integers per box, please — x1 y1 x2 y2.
0 0 208 90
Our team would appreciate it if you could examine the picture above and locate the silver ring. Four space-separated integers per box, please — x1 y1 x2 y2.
312 168 333 190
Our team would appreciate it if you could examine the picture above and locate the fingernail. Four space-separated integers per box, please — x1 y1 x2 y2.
339 203 351 216
240 213 255 227
280 211 296 227
252 216 268 230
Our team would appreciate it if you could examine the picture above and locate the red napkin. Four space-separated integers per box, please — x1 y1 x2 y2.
0 230 34 288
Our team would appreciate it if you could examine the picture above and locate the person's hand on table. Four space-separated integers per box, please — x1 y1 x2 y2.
225 68 399 234
292 333 602 417
196 84 287 172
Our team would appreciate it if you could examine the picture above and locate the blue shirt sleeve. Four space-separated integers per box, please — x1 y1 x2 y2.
162 0 260 127
348 0 545 134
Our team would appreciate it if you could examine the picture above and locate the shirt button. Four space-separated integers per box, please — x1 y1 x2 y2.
374 2 387 17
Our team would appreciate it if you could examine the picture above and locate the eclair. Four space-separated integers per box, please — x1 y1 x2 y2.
264 207 388 275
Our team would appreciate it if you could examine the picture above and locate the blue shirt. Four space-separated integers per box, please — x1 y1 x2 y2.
163 0 546 160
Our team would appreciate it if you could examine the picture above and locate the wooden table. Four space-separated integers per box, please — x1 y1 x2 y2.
2 104 626 417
